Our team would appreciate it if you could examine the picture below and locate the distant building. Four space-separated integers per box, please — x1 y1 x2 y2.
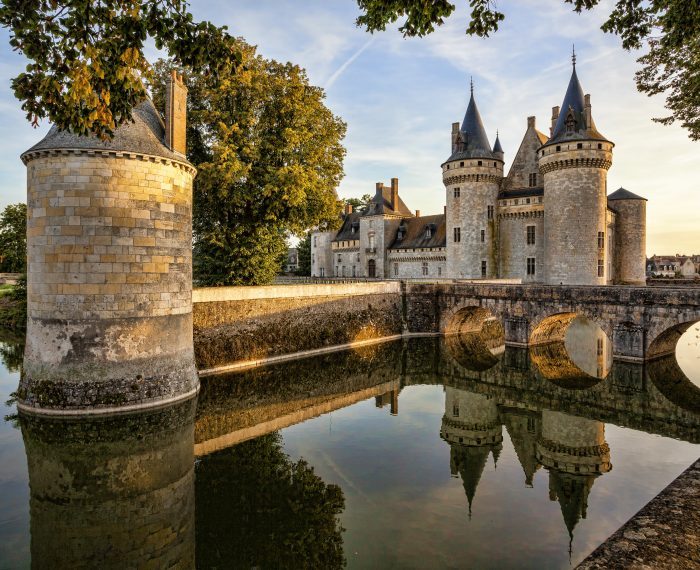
647 254 699 278
285 247 298 274
312 57 647 285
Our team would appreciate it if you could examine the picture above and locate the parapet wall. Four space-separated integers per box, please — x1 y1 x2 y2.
193 282 403 371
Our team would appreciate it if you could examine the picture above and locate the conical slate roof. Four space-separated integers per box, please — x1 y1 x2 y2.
493 132 503 154
22 98 189 164
547 64 608 145
450 444 491 517
446 85 496 162
607 187 647 201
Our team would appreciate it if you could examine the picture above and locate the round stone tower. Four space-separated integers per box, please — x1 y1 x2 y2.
443 84 504 279
608 187 647 285
18 72 198 414
540 60 613 285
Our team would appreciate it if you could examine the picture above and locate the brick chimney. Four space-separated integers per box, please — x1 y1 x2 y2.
550 106 560 136
527 116 536 129
584 94 592 129
415 210 421 218
165 70 187 156
391 178 399 211
345 203 353 215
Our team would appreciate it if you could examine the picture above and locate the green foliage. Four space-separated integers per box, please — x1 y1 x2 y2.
0 275 27 331
0 203 26 273
151 42 346 286
356 0 700 140
195 433 346 569
0 0 238 139
344 194 372 213
296 232 312 276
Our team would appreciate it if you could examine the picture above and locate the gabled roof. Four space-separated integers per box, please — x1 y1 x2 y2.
607 187 647 201
545 65 608 146
389 214 446 250
535 130 549 145
332 211 361 242
22 98 189 164
363 186 413 217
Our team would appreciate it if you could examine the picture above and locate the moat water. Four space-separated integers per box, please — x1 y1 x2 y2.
0 321 699 569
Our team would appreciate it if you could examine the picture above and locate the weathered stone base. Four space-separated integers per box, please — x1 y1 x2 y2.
577 458 700 569
18 314 198 415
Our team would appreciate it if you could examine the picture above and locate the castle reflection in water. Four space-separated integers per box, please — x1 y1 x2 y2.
12 317 700 569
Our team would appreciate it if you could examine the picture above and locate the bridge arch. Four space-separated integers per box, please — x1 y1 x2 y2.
647 319 699 361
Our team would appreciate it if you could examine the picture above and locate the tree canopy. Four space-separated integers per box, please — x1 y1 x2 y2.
344 194 372 214
296 232 312 276
0 203 26 274
0 0 236 139
150 41 346 286
356 0 700 140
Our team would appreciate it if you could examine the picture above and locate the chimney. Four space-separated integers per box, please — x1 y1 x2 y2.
550 106 560 136
165 70 187 156
415 210 421 218
345 203 353 215
376 182 384 192
452 122 460 153
391 178 399 211
584 94 592 129
527 116 536 129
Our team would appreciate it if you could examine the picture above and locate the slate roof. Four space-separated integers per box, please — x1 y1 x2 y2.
607 187 647 201
499 187 544 200
493 133 503 154
545 66 608 146
363 186 414 217
445 90 495 162
389 214 446 250
22 98 188 163
332 211 362 242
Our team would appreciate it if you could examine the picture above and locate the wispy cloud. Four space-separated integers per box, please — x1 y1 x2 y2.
324 37 375 90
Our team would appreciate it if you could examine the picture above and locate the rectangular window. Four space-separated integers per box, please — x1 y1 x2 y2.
320 267 325 277
527 225 536 245
337 255 342 263
598 258 605 277
357 253 360 262
481 260 487 278
313 236 317 247
597 338 603 356
438 266 442 277
453 187 461 198
598 231 605 249
480 229 485 243
422 262 428 276
352 265 356 277
453 404 459 417
369 220 374 229
394 262 399 277
312 254 315 263
528 173 537 187
527 257 536 275
453 227 461 243
526 198 531 204
487 205 494 219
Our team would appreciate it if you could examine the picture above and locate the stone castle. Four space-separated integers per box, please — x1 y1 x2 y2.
312 59 647 285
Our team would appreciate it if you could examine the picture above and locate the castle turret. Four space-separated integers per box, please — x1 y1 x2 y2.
19 72 198 414
539 55 614 285
443 81 504 278
608 187 647 285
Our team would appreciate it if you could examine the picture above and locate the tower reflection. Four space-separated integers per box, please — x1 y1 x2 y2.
20 400 196 569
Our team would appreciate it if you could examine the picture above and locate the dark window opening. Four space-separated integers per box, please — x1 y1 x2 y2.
527 257 536 275
478 160 483 166
577 143 583 149
480 229 485 243
453 227 461 243
481 261 487 278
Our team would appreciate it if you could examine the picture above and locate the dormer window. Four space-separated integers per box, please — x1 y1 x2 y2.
426 226 432 238
565 108 576 133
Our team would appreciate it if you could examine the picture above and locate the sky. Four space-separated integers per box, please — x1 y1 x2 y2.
0 0 698 255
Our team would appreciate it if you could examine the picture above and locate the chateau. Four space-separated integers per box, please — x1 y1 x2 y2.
312 59 647 285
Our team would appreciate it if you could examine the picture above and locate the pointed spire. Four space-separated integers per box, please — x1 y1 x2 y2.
547 52 608 144
456 78 494 159
493 130 504 155
572 44 576 68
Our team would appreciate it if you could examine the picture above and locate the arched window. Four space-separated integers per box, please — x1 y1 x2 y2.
368 259 376 278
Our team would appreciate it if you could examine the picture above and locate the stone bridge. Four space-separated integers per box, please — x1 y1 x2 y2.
405 282 700 362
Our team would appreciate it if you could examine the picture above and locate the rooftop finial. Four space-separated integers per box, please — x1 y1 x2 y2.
470 76 474 95
572 44 576 68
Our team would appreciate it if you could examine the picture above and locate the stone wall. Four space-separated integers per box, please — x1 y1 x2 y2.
540 142 613 285
311 231 334 278
443 159 503 278
387 249 447 279
192 282 403 371
498 210 544 281
19 150 198 413
613 198 646 285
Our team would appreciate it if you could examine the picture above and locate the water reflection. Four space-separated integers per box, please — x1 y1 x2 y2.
1 321 698 569
20 400 196 569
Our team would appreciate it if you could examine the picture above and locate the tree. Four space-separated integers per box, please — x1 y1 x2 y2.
0 203 27 274
356 1 700 140
296 232 312 276
150 43 346 286
344 194 372 213
195 433 346 569
0 0 237 139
